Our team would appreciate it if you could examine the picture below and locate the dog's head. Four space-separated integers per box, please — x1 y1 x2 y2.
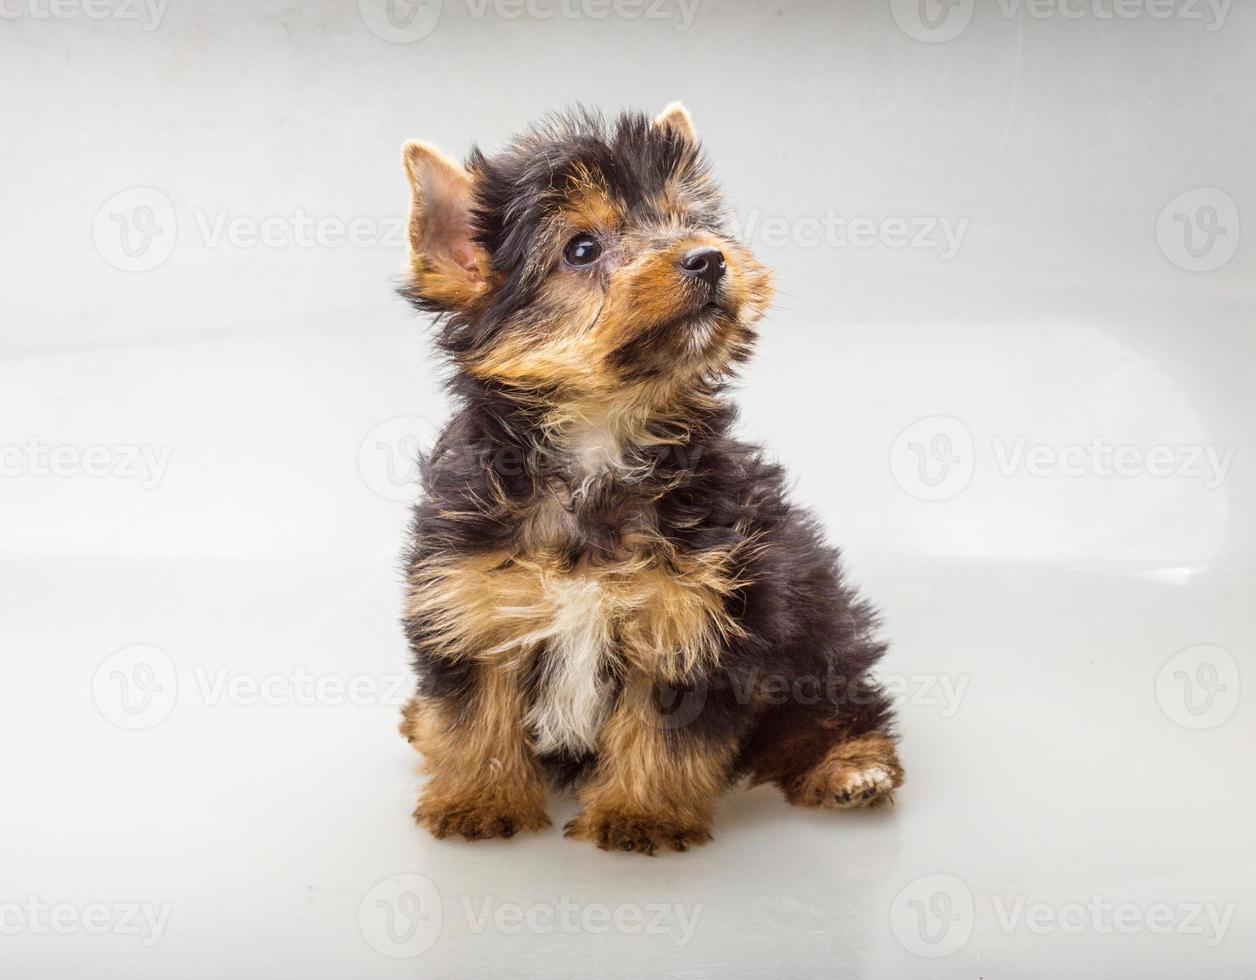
399 105 772 402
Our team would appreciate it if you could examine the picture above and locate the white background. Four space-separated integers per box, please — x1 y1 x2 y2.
1 0 1253 977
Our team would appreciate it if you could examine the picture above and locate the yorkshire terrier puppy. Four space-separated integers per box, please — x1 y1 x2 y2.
398 104 903 855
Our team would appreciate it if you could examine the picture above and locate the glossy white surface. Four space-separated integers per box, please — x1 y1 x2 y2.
2 2 1253 977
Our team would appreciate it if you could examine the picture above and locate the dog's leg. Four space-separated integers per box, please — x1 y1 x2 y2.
563 674 734 855
740 678 903 810
777 729 903 809
402 664 550 841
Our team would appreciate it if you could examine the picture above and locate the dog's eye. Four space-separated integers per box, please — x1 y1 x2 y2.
563 233 602 267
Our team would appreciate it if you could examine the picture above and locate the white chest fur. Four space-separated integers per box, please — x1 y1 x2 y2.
523 575 616 756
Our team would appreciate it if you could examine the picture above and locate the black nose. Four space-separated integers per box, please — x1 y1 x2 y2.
678 246 726 288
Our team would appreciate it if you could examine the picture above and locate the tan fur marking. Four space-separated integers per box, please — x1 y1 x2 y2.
466 227 772 400
404 666 550 839
405 536 752 683
563 674 734 853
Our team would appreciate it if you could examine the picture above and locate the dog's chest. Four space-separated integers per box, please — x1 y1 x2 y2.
407 433 740 758
524 575 617 756
519 477 635 757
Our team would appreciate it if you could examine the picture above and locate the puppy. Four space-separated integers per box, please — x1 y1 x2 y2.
397 104 902 854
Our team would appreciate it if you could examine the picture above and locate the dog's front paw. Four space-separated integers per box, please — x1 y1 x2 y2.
414 795 550 841
563 810 711 855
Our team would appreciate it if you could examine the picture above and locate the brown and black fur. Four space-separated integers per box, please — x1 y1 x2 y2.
397 104 903 855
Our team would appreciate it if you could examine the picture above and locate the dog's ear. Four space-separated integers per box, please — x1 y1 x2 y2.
652 101 697 142
401 140 488 311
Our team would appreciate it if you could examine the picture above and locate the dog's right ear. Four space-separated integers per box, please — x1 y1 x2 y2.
401 140 488 311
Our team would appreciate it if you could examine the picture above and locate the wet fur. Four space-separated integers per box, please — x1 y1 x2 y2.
397 106 902 854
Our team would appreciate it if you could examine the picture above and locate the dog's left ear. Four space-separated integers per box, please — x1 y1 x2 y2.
653 101 697 142
401 140 488 312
